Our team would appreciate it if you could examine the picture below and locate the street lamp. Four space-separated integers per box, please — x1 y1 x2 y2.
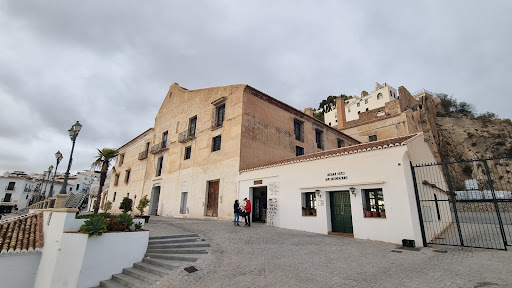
42 165 54 198
59 121 82 195
48 151 63 198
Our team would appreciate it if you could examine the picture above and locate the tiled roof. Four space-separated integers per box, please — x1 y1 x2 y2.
240 133 420 172
0 212 44 253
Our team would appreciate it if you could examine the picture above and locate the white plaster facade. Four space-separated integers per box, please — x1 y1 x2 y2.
237 133 449 245
324 82 398 125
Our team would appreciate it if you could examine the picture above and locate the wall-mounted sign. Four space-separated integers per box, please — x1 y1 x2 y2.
254 180 263 185
325 171 348 181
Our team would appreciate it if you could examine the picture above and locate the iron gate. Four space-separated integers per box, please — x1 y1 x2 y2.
411 157 512 250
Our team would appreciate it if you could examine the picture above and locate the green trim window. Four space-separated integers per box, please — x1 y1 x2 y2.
362 188 385 218
301 192 317 216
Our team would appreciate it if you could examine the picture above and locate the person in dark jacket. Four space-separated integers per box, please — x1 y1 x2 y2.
234 199 240 226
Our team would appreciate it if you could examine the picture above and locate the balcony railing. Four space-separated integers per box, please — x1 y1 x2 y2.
24 187 32 193
178 130 196 143
5 186 15 191
150 141 168 154
138 151 149 160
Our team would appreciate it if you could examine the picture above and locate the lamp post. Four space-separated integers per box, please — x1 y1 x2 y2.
59 121 82 195
42 165 53 199
48 151 63 198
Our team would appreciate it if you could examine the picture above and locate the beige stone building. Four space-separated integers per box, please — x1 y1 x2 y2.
108 83 358 219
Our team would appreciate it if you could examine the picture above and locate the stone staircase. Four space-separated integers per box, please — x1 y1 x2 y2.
91 233 210 288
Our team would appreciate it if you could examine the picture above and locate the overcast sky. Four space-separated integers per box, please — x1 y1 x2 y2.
1 1 511 175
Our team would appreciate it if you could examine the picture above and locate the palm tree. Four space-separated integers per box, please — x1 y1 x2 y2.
92 148 119 215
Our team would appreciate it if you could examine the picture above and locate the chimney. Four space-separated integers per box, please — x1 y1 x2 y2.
361 90 368 97
305 108 314 117
336 98 347 129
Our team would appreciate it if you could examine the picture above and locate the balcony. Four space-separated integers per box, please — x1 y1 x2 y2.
178 130 196 143
5 186 15 191
24 187 32 193
150 141 168 154
138 151 149 160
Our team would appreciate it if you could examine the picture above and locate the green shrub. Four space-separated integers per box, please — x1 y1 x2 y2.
119 213 134 229
134 222 143 230
119 197 133 213
76 213 111 219
79 216 108 237
462 164 473 177
136 195 150 216
103 201 113 213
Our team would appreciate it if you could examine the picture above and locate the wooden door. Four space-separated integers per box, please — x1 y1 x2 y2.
330 191 353 233
206 181 219 217
4 193 12 202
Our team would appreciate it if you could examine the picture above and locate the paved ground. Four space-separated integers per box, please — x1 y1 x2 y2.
145 216 512 288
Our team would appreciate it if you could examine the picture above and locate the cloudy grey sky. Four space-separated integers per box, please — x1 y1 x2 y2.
1 1 511 175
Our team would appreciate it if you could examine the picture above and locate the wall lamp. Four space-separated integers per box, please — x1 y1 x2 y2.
349 187 356 197
315 189 321 198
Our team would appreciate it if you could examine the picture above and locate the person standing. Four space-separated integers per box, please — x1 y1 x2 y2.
233 199 240 226
244 198 251 226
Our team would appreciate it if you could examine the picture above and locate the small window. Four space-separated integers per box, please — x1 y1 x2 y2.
189 116 197 137
113 192 117 202
377 93 383 100
184 146 192 160
358 111 361 114
369 135 377 142
127 193 129 199
7 182 15 190
215 104 225 127
357 103 360 107
212 135 222 152
315 129 324 149
125 170 131 183
180 192 188 214
162 131 168 148
362 188 385 218
366 108 369 111
145 142 150 156
114 174 119 186
76 184 80 190
119 154 125 166
293 119 304 141
296 146 304 156
337 138 345 148
329 122 331 126
302 192 317 216
365 99 368 104
156 156 163 176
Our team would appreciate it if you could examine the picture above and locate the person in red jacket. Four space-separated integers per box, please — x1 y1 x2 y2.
244 198 251 226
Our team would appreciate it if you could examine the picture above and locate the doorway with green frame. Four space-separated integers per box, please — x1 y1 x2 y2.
329 191 353 233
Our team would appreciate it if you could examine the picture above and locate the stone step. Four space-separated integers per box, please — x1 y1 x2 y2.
146 242 210 249
147 238 202 245
142 257 190 270
149 234 199 240
145 253 198 262
123 267 161 284
133 262 171 277
145 248 209 254
111 273 151 288
99 279 130 288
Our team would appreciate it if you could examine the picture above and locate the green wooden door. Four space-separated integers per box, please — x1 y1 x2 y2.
330 191 353 233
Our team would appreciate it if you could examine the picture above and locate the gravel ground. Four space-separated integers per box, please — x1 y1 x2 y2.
146 216 512 288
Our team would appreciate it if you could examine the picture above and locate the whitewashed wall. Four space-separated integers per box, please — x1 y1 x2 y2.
239 136 432 245
0 252 41 288
34 210 149 288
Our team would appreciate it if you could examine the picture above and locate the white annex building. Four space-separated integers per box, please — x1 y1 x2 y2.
238 133 450 245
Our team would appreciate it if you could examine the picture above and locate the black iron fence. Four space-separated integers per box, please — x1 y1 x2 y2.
411 157 512 250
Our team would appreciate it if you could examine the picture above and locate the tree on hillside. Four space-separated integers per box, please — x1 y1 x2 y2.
91 148 119 215
456 101 476 118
